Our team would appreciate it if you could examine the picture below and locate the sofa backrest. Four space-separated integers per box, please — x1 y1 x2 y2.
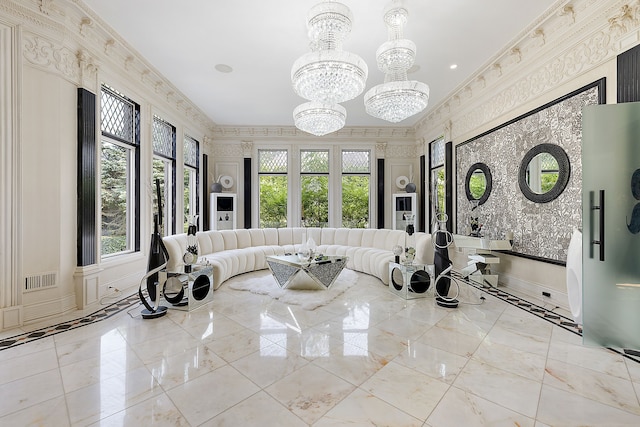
164 227 440 270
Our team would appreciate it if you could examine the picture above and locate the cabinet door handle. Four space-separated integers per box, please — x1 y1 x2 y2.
590 190 605 261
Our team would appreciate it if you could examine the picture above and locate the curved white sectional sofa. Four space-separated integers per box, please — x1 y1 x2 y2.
163 227 434 290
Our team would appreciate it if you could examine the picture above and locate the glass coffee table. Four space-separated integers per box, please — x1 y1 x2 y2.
266 254 348 290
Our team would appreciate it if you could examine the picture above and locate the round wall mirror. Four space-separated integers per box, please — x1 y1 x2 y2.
465 163 492 205
518 143 570 203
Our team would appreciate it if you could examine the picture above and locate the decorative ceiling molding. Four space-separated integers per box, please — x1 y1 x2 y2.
375 142 387 159
211 143 245 159
241 141 253 157
1 0 66 35
22 32 80 84
384 143 417 159
211 125 415 142
415 0 639 142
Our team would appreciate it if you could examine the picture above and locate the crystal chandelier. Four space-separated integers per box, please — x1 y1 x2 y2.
364 1 430 123
293 102 346 136
291 1 368 136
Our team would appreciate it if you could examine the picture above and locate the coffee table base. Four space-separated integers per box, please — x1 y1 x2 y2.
266 256 347 290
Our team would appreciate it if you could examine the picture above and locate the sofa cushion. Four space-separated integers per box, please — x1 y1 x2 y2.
262 228 279 245
277 228 295 245
220 230 239 250
235 229 252 248
347 228 364 246
248 229 266 247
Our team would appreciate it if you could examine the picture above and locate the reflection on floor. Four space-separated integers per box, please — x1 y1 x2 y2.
1 270 640 426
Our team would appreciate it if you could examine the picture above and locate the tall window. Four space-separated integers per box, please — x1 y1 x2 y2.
301 150 329 227
259 149 288 228
341 150 370 228
430 137 446 227
100 85 140 257
152 115 176 236
183 136 199 232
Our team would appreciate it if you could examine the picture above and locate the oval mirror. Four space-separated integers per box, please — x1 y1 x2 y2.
465 162 492 205
518 143 570 203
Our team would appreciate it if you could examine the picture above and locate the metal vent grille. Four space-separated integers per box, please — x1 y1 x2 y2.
24 272 58 292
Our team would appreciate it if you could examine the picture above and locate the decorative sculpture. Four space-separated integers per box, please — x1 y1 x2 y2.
137 179 169 319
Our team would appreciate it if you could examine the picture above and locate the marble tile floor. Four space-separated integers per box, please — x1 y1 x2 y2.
1 271 640 426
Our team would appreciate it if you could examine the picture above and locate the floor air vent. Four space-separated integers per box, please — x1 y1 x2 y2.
24 272 58 292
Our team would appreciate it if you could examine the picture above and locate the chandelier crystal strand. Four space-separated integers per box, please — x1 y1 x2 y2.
364 0 430 123
291 1 368 136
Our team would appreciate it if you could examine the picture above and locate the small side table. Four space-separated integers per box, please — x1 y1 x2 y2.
388 262 434 300
162 264 214 311
467 253 499 287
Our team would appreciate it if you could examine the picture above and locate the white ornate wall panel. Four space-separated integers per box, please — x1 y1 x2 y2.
0 20 22 328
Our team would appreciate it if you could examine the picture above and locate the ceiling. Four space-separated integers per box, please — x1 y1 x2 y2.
82 0 558 130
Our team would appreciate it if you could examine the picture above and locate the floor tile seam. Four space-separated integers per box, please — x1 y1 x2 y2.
462 357 546 392
53 329 129 358
455 382 539 423
452 364 543 421
257 387 312 426
0 393 71 425
431 319 490 343
0 369 58 414
0 364 67 397
468 351 545 384
355 379 445 424
540 380 640 418
195 388 268 426
543 356 640 398
544 351 634 382
139 388 193 427
306 357 364 389
404 345 473 390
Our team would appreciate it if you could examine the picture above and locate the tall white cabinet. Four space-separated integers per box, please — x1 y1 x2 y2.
392 193 417 231
210 193 237 230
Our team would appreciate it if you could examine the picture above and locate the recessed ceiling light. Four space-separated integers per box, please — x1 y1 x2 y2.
450 64 458 70
215 64 233 73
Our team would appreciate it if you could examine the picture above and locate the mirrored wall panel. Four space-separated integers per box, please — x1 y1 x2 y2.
455 79 605 263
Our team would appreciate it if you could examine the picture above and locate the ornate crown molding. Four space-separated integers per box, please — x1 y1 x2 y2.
22 32 80 83
211 125 415 142
211 143 245 159
241 141 253 157
384 143 417 159
1 0 66 35
415 0 638 141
